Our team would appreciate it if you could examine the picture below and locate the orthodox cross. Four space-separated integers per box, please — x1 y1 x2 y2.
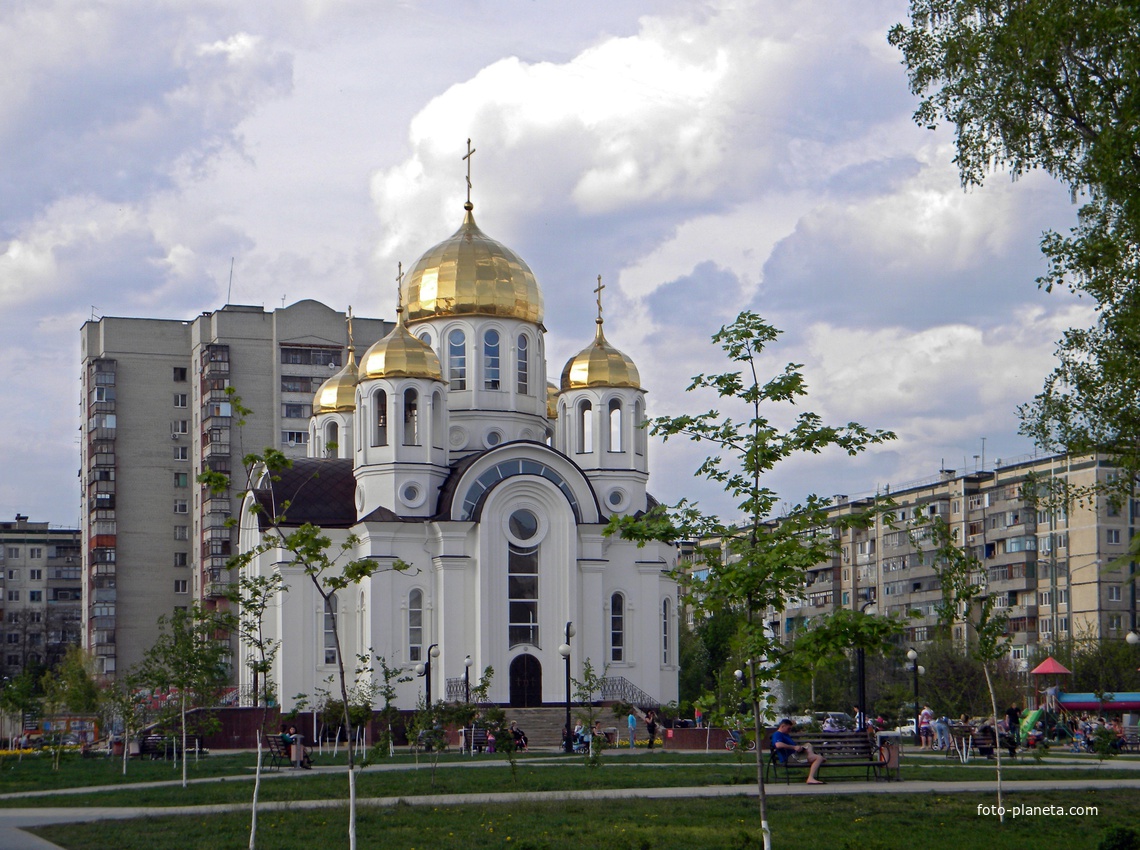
346 305 355 350
594 275 605 323
463 138 476 206
396 262 404 311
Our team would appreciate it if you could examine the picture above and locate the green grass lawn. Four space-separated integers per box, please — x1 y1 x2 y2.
31 789 1132 850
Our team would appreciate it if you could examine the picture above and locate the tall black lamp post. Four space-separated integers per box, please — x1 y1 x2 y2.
906 648 924 747
558 621 575 753
415 643 440 705
464 654 473 703
856 600 875 730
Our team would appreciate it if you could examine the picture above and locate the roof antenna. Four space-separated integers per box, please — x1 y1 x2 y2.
226 257 234 305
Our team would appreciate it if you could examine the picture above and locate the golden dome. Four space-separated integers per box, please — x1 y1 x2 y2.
314 348 359 413
546 382 559 420
560 321 641 391
359 310 443 382
402 204 544 325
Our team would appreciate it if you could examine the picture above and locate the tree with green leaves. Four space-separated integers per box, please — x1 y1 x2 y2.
915 515 1012 820
38 646 101 769
889 3 1140 474
607 311 894 850
138 604 232 788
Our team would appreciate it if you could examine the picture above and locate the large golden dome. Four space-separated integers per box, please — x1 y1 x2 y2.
401 204 544 325
359 310 443 382
314 348 359 413
560 321 641 391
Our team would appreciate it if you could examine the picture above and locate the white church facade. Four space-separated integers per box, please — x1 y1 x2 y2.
237 195 679 711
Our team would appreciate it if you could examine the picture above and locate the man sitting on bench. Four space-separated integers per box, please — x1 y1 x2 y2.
772 718 827 785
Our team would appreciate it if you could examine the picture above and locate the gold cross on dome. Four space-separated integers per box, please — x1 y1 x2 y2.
396 262 404 310
594 275 605 322
346 306 355 349
463 138 476 205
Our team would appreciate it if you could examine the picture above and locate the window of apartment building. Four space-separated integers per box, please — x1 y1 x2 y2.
841 591 850 605
281 376 318 393
280 347 341 367
174 472 189 488
174 500 188 514
1109 614 1123 631
951 499 961 514
174 553 188 567
1039 590 1052 607
174 580 188 594
6 591 18 601
28 591 42 602
29 568 41 580
173 367 188 382
173 393 188 408
1057 589 1068 605
174 446 189 461
6 569 17 580
172 420 189 435
174 526 188 541
28 548 43 560
1059 616 1069 632
5 655 17 666
1040 619 1052 634
29 611 41 623
1107 528 1122 545
282 431 308 446
282 403 312 419
6 548 17 559
1109 585 1123 602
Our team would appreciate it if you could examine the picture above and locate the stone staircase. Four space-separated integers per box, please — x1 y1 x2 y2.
502 706 628 749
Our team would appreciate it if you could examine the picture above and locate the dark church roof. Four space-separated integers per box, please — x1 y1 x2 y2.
253 458 358 529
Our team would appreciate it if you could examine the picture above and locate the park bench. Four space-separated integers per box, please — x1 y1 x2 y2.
948 728 1016 763
462 726 489 753
136 735 178 760
266 734 290 770
764 730 898 784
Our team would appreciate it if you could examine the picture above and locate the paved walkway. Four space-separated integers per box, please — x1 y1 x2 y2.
6 754 1137 850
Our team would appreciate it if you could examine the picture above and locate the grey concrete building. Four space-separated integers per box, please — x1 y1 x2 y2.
0 515 82 678
79 301 391 677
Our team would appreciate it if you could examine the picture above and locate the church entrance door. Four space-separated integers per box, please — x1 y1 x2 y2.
509 654 542 707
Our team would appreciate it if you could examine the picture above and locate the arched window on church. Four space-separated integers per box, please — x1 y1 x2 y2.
517 334 529 395
403 388 419 445
325 422 339 457
323 596 338 665
373 390 388 447
484 329 501 390
610 592 625 663
661 598 671 665
608 399 623 453
358 591 366 657
431 391 444 449
448 330 467 390
507 509 540 648
408 589 423 663
577 400 593 454
634 400 645 456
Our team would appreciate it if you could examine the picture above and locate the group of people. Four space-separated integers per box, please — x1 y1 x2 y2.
567 709 660 752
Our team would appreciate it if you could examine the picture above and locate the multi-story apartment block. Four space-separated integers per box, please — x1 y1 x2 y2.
0 515 82 677
79 301 392 677
778 452 1137 667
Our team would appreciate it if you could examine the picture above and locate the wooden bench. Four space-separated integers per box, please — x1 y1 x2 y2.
463 726 489 753
765 731 896 784
136 735 178 760
949 728 1016 762
266 734 290 770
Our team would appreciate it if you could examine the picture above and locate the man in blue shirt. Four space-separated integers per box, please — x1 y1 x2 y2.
771 718 826 784
628 711 637 748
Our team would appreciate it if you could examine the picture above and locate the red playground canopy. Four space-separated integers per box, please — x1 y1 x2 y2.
1030 657 1072 676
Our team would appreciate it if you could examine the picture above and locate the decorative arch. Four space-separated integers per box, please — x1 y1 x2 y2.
372 389 388 446
610 591 626 663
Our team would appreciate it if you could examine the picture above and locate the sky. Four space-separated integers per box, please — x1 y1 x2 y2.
0 0 1087 528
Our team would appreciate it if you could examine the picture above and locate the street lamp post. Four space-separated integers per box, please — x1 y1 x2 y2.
414 643 440 705
464 655 473 703
857 600 876 731
558 621 575 753
906 649 924 747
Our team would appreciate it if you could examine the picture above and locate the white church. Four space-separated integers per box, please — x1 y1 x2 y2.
237 192 679 711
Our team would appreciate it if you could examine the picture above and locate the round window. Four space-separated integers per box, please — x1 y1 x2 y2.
608 490 623 507
400 482 426 508
509 509 539 541
485 429 503 447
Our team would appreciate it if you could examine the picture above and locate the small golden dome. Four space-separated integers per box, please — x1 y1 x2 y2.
314 348 359 413
560 321 641 391
402 204 544 325
546 382 559 420
359 310 443 382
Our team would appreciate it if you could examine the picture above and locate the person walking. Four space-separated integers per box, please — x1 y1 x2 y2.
646 710 658 750
1005 703 1022 748
627 710 637 748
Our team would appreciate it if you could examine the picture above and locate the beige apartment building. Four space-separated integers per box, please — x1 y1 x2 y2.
79 301 391 677
779 452 1137 667
0 515 82 678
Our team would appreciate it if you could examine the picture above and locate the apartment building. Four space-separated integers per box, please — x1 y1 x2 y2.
0 515 82 678
79 301 392 677
779 452 1137 667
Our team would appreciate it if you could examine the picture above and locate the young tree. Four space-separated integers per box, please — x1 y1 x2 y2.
607 311 894 850
138 604 232 788
888 3 1140 474
39 646 102 769
916 515 1012 820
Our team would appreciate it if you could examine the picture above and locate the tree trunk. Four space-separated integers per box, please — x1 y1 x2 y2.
982 662 1004 822
747 652 772 850
181 691 188 789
